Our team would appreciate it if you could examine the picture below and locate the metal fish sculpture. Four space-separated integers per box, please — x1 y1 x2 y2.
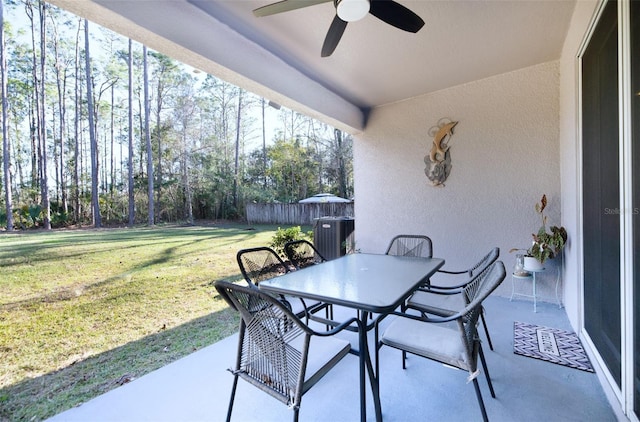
429 121 457 163
425 119 458 187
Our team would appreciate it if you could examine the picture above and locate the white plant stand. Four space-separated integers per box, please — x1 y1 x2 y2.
510 265 562 312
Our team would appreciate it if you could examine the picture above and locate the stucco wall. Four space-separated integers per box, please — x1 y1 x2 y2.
354 61 562 299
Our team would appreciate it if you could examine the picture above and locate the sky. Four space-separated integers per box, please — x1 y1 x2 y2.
4 0 286 154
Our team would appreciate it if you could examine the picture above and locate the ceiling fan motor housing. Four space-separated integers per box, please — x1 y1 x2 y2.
336 0 370 22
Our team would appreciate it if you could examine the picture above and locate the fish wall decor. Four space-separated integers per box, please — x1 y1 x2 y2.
424 119 458 187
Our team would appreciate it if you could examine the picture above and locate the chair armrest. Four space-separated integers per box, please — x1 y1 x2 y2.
386 309 461 324
423 278 471 290
425 270 472 290
437 269 468 275
416 285 464 295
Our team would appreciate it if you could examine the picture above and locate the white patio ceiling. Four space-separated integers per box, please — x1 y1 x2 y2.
48 0 576 133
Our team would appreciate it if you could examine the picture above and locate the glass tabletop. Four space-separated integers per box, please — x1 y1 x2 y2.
259 253 445 314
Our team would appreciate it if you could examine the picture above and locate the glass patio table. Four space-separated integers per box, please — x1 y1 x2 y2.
259 253 445 422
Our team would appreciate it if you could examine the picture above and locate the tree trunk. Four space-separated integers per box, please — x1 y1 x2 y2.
182 133 193 225
51 15 67 215
84 19 101 227
138 96 144 176
128 39 135 226
154 69 163 222
27 1 42 216
38 0 50 229
233 89 242 208
110 84 115 197
261 98 267 189
143 46 154 226
335 129 347 199
73 18 81 223
52 109 59 203
29 99 36 191
1 0 13 231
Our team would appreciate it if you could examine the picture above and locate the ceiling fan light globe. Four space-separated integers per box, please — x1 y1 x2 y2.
336 0 369 22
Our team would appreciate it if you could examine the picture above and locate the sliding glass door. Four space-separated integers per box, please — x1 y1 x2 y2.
632 0 640 415
582 1 640 416
582 0 621 388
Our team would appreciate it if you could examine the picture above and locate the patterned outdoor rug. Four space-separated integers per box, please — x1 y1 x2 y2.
513 321 594 372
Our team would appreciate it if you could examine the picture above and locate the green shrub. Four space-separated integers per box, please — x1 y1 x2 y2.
51 211 70 228
270 226 310 258
14 204 43 229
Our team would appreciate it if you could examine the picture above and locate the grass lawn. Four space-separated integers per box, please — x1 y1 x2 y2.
0 222 293 421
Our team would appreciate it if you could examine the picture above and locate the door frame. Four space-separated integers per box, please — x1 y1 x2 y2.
577 0 636 419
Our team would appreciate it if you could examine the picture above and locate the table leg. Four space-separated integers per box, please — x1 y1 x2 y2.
358 311 383 422
532 272 537 313
358 311 367 422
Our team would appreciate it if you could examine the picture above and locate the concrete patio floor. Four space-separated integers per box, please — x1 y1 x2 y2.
48 295 618 422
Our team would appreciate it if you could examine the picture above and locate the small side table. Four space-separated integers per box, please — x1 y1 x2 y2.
510 266 562 312
510 267 545 312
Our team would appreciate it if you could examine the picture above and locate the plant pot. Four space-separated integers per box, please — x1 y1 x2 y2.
523 256 544 271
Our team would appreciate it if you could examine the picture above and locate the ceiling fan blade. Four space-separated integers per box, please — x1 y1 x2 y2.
369 0 425 33
253 0 332 17
321 15 348 57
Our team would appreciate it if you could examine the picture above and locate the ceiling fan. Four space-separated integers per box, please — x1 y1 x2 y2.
253 0 425 57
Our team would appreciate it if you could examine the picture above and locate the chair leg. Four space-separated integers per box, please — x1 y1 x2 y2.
478 344 496 398
472 378 489 422
226 375 239 422
292 386 302 421
375 322 380 377
480 310 494 351
325 305 331 331
400 302 409 369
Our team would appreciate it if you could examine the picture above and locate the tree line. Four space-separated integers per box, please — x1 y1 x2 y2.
0 0 353 231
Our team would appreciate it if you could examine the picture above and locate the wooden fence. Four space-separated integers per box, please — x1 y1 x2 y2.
246 203 354 225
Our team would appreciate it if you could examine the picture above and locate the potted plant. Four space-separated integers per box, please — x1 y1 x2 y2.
510 194 568 271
